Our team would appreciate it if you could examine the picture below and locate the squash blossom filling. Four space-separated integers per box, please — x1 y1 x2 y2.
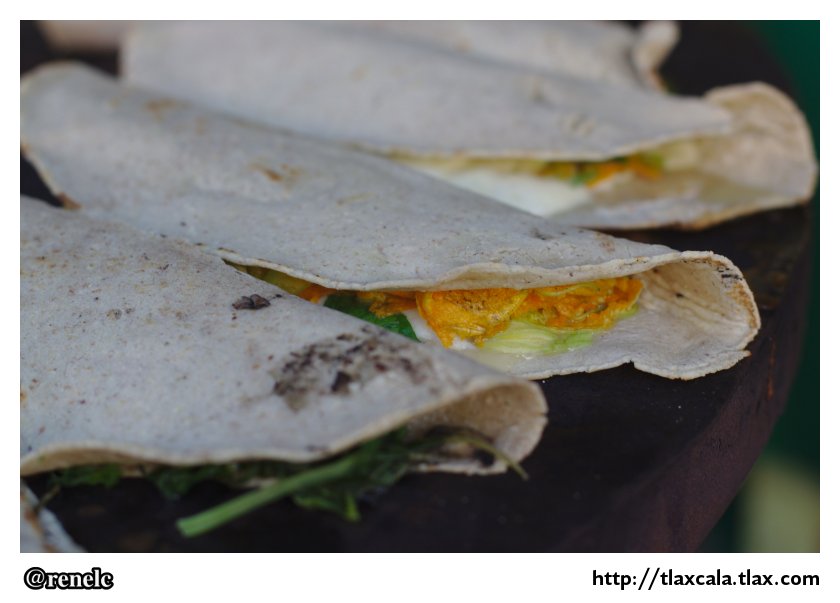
230 264 643 355
403 151 665 187
397 150 684 219
495 152 664 187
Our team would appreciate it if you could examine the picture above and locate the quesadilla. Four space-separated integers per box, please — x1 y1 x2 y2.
325 20 677 90
40 19 674 88
20 64 760 381
20 194 546 478
122 20 816 230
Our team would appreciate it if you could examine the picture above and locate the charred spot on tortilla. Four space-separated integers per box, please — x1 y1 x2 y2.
530 227 553 241
144 98 181 119
249 295 271 309
56 193 81 210
330 371 353 394
251 163 284 182
270 332 435 412
232 294 271 310
594 232 616 253
250 162 302 186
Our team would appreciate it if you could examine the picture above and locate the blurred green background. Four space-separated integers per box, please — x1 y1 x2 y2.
701 21 819 553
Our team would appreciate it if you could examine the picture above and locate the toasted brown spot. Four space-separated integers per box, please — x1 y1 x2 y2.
22 503 38 526
331 371 352 393
594 232 616 253
270 329 436 412
56 193 81 210
232 294 271 310
144 98 180 119
254 165 283 182
251 163 302 187
530 227 552 241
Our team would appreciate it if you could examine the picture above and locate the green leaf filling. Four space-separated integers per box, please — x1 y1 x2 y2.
46 427 523 538
175 426 522 537
324 294 419 341
570 165 599 186
147 462 294 500
48 464 122 489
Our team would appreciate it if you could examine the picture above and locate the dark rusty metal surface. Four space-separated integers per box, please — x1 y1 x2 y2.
20 21 813 551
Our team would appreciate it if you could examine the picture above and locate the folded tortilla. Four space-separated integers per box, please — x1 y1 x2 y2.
20 64 760 380
122 20 816 230
20 195 547 475
21 483 84 553
40 19 675 89
333 21 677 90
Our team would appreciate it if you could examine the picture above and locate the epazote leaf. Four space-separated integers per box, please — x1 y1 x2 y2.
49 427 524 538
324 294 419 341
48 464 122 489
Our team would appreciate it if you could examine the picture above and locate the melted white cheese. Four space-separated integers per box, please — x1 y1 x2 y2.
403 309 476 350
398 140 703 218
400 160 592 217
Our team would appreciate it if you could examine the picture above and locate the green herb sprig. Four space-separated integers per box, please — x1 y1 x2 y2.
45 427 525 539
324 294 419 341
